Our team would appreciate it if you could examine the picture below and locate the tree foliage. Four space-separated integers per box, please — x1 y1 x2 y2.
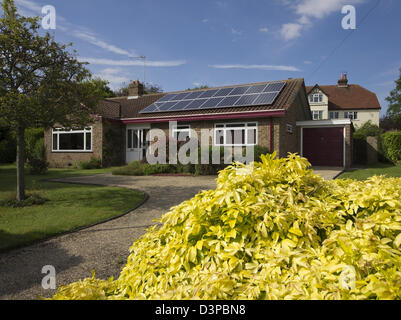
0 0 103 199
386 68 401 122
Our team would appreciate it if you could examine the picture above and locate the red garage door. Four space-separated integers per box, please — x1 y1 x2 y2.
303 127 344 167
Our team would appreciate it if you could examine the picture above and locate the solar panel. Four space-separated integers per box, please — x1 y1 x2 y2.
246 84 268 94
200 97 224 109
158 101 178 111
214 87 234 97
234 94 259 106
199 89 219 99
169 100 193 110
229 86 250 96
172 92 191 101
139 81 286 114
252 92 279 106
264 82 286 93
218 95 241 107
157 94 177 102
140 103 158 113
185 91 204 100
184 99 208 109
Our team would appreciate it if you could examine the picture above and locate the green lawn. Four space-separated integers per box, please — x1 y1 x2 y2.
0 164 145 252
338 163 401 180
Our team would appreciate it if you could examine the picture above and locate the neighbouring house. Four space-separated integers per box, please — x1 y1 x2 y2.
306 73 381 127
44 78 356 168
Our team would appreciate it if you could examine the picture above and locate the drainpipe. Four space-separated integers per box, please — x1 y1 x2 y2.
270 118 273 153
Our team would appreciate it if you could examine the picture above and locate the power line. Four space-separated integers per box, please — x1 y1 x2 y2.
309 0 382 78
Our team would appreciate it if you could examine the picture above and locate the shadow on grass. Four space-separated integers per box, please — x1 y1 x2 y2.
0 229 83 299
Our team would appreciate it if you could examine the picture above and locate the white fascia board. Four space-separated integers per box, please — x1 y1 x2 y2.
296 119 352 127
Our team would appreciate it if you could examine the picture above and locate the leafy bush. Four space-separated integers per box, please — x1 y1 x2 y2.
78 158 102 170
27 158 49 175
380 131 401 164
353 121 382 139
52 153 401 300
25 128 45 160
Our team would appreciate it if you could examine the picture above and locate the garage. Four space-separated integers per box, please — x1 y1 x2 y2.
303 127 344 167
297 120 353 168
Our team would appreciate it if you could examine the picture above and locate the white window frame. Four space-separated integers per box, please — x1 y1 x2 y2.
172 125 191 141
344 111 358 120
329 111 339 119
310 93 323 103
312 110 324 120
52 127 93 153
214 122 258 147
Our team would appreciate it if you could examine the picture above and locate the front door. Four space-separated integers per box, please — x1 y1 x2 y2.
126 128 149 164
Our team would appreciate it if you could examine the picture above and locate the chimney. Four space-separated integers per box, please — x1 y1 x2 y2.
127 80 144 99
338 73 349 87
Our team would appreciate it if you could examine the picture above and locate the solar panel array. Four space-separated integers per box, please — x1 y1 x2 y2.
139 82 286 114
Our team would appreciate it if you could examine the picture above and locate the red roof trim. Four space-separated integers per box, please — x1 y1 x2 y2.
120 110 286 124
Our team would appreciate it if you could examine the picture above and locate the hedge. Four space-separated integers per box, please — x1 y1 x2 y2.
380 131 401 164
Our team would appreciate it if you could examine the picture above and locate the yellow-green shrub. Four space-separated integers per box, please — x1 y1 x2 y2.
52 153 401 300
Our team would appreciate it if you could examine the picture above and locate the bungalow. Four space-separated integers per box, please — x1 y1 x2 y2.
44 78 355 168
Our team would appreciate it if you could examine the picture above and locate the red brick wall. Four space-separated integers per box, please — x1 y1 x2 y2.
44 118 103 168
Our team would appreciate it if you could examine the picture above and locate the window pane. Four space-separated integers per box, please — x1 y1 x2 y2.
247 129 257 145
133 130 139 148
86 133 91 150
59 133 84 150
127 130 133 149
353 112 358 120
52 134 58 150
215 130 224 145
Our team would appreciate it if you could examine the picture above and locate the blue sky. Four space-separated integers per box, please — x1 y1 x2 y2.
11 0 401 116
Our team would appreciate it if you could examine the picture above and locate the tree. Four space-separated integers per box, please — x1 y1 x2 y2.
0 0 103 201
386 68 401 122
91 78 116 99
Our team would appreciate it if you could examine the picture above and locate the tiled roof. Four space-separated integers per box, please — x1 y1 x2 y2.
306 84 381 110
96 78 305 120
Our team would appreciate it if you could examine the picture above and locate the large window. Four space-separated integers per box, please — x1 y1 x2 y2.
214 123 257 147
172 125 191 141
52 127 92 152
344 111 358 120
329 111 339 119
309 94 323 103
312 110 324 120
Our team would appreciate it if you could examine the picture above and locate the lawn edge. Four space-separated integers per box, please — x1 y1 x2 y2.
0 180 149 254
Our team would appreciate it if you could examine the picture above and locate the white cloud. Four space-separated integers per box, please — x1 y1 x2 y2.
202 18 209 23
72 30 139 58
279 0 364 40
280 23 303 40
80 57 186 67
210 64 301 72
259 27 269 33
304 60 313 64
94 68 130 89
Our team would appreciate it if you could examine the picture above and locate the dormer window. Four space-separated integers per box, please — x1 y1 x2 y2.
309 94 323 103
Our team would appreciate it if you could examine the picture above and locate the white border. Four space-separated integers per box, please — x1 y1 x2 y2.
214 122 258 147
52 127 93 153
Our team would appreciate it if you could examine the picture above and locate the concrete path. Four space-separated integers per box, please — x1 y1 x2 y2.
0 174 216 300
0 168 339 300
312 167 344 180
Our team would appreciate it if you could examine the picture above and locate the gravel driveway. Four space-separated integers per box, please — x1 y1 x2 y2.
0 174 216 300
